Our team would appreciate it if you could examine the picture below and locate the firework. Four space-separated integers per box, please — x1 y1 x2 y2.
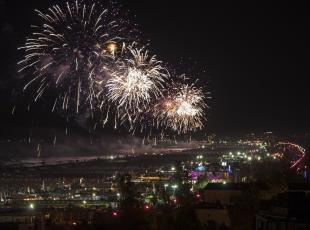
17 1 210 135
18 0 132 115
106 43 168 124
154 79 207 134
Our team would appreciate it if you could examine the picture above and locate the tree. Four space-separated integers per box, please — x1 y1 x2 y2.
117 173 141 209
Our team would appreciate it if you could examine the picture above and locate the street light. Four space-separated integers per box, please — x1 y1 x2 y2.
257 156 261 161
172 185 178 196
112 211 118 217
164 184 169 191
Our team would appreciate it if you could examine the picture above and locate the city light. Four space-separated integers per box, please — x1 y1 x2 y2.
112 211 118 217
171 185 178 189
172 184 178 195
29 203 34 209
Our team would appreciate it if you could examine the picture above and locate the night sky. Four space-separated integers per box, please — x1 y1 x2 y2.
0 0 309 136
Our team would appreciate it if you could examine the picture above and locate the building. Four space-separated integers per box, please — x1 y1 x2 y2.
255 190 310 230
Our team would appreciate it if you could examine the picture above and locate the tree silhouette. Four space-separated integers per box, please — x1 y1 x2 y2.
117 173 141 209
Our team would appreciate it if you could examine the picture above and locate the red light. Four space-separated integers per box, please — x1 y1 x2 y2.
196 194 201 198
144 205 150 210
112 211 118 217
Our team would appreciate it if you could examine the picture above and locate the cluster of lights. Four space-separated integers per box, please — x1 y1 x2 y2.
224 151 265 162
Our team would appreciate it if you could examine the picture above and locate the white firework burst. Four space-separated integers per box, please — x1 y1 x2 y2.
18 0 132 115
106 43 168 123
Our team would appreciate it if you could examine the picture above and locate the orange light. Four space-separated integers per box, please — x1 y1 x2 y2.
106 42 118 54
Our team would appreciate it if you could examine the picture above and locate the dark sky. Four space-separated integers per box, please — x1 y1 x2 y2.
0 0 309 136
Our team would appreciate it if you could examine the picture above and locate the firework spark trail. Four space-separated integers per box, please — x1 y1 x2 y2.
18 0 131 116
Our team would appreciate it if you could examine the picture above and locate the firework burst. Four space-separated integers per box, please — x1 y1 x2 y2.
154 79 207 134
106 43 168 125
18 0 132 115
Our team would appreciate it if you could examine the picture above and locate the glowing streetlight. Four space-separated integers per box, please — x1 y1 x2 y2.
172 184 178 196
